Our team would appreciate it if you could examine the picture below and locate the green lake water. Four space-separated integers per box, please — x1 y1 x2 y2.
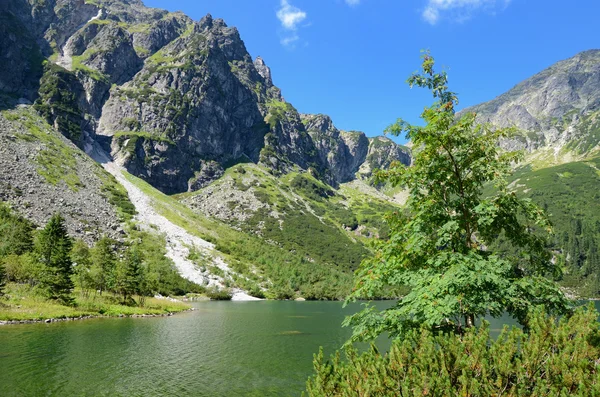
0 300 594 397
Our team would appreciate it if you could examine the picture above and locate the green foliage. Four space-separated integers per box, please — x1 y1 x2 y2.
113 131 175 146
265 99 295 128
307 306 600 396
2 107 83 190
290 174 335 202
72 239 94 296
34 62 83 143
1 253 42 286
0 203 34 256
35 214 74 305
0 261 5 297
489 158 600 297
0 204 198 318
345 52 570 342
97 169 137 221
206 287 232 300
115 245 144 302
90 236 117 295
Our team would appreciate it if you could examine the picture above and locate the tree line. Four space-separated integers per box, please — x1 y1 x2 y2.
0 205 202 305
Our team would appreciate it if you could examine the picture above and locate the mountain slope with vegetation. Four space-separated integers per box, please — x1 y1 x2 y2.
1 0 600 305
0 0 411 303
462 49 600 164
460 50 600 297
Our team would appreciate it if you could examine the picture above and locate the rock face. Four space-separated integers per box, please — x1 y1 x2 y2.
302 114 370 184
0 1 44 100
1 0 411 196
461 50 600 155
359 137 412 178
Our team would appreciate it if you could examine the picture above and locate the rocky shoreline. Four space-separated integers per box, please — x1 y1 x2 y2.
0 307 195 326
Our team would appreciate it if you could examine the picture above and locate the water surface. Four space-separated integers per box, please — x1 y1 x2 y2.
0 300 583 396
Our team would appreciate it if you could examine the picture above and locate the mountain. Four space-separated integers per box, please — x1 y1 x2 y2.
461 50 600 296
3 0 599 298
0 0 410 299
462 50 600 165
0 0 410 195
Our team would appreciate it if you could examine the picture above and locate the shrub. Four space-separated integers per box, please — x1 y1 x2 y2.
306 306 600 396
2 253 42 285
206 287 232 300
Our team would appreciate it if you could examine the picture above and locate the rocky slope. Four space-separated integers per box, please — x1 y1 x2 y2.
0 0 410 195
0 104 127 243
0 0 411 298
462 50 600 162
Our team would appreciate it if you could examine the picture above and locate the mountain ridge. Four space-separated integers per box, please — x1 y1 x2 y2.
1 0 411 195
461 49 600 165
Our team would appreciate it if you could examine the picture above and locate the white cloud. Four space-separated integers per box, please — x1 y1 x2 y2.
345 0 361 6
281 34 300 47
276 0 307 48
277 0 307 30
422 0 511 24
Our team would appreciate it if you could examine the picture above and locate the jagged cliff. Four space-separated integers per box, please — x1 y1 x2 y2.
1 0 411 196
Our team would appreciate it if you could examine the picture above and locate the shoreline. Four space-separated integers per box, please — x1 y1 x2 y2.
0 307 196 326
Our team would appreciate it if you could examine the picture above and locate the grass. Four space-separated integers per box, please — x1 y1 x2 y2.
124 170 357 300
0 283 190 322
71 48 110 83
114 131 175 146
96 166 137 221
1 107 83 191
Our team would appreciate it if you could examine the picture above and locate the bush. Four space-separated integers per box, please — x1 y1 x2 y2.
2 253 42 285
206 287 232 300
306 306 600 396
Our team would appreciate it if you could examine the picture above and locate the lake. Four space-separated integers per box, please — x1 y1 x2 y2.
0 300 590 396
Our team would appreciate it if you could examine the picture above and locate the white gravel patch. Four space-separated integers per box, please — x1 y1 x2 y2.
56 10 103 71
231 290 263 301
84 140 235 290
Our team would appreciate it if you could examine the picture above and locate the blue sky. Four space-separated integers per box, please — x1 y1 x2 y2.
143 0 599 143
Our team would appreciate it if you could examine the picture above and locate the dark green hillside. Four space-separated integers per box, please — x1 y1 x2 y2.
177 164 401 299
503 157 600 296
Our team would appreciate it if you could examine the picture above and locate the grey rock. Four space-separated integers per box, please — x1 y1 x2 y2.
461 50 600 154
1 0 413 203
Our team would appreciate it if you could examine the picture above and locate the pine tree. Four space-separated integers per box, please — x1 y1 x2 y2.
36 213 74 305
0 261 6 297
72 239 93 297
116 245 144 304
90 236 117 295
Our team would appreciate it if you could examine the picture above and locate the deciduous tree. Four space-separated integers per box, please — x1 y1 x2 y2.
344 52 571 342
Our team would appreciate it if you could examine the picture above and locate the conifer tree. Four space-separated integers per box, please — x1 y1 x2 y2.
90 236 117 295
0 261 6 297
72 239 93 297
116 245 144 303
36 213 74 305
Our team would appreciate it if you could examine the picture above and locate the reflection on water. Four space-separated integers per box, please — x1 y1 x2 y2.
0 300 594 397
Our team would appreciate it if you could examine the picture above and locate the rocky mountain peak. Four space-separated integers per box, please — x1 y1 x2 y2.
301 114 337 137
1 0 412 195
462 49 600 155
254 56 272 85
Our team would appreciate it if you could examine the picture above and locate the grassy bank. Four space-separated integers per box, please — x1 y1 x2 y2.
0 283 191 322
